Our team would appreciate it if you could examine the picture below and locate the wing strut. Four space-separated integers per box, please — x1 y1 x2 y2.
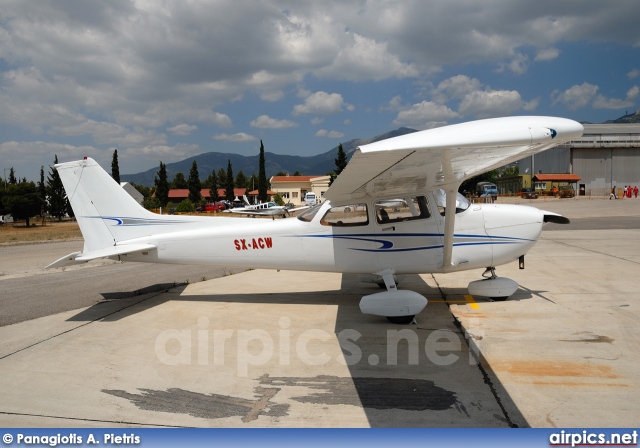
440 149 460 271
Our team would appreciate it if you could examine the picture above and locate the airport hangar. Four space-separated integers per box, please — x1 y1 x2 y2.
496 123 640 196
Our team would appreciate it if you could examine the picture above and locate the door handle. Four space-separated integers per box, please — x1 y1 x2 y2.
382 226 395 231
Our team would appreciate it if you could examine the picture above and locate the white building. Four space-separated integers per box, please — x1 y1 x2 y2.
270 175 330 206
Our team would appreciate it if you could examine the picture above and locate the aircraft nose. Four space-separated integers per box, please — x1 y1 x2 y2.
482 204 543 265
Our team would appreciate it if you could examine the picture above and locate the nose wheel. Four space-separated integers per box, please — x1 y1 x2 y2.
468 266 518 301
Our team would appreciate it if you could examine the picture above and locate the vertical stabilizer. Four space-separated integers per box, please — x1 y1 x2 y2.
56 158 154 252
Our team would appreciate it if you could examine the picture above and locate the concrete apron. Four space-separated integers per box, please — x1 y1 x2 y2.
0 270 507 428
440 228 640 428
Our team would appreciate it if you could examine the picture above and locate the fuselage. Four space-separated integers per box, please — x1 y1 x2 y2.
119 191 544 275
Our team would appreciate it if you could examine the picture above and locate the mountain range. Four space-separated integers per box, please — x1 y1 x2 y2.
121 127 417 186
121 111 640 186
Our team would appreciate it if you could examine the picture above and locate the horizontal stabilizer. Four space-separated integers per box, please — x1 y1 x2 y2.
45 244 157 269
75 243 157 261
45 251 84 269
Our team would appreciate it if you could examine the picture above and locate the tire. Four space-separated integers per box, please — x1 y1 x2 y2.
386 315 415 324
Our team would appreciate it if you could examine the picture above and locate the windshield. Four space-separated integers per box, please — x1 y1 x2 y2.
433 189 471 216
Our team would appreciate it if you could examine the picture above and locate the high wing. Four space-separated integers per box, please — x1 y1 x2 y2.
325 116 583 202
324 116 583 270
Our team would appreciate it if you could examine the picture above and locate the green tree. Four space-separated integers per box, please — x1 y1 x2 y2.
37 166 47 214
2 181 43 227
188 160 202 204
8 167 17 184
225 159 235 202
154 162 169 208
175 199 194 213
293 170 301 176
330 143 348 185
275 171 286 176
111 149 120 184
171 172 188 189
258 140 268 203
0 179 6 216
273 193 285 206
235 170 248 191
216 168 227 189
205 169 220 202
46 155 67 221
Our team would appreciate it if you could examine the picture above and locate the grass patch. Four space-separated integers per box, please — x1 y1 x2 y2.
0 220 82 244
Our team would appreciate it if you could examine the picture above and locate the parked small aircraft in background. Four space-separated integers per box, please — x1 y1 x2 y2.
48 116 583 323
224 195 290 218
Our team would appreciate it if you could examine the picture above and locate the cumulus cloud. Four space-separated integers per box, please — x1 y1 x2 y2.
392 101 459 128
168 124 197 136
315 129 345 138
496 53 529 75
213 133 257 142
250 115 297 129
315 33 419 81
432 75 483 104
628 69 640 79
458 90 525 118
552 82 599 109
592 85 639 109
535 48 560 61
293 91 345 115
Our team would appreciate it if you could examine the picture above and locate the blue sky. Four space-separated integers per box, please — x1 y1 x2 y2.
1 1 639 182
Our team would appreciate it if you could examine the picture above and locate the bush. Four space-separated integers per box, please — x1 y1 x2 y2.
175 199 195 213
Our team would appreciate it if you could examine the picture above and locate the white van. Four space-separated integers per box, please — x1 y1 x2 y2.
304 192 316 206
0 214 14 225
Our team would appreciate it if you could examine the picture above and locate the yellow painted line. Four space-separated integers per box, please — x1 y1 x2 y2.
464 294 480 310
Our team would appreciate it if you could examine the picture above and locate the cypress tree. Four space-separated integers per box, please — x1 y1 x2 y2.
154 162 169 208
208 169 219 202
46 155 67 221
225 159 235 202
111 149 120 183
330 143 348 185
188 160 202 204
258 140 268 203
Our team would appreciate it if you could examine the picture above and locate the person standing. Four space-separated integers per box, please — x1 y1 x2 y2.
634 185 639 198
623 186 627 199
627 186 633 198
611 185 617 200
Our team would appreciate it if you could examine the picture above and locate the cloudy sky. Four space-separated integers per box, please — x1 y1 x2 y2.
1 0 639 182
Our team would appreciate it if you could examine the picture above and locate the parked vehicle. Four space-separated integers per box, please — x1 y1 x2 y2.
304 192 317 206
199 202 227 212
0 214 14 225
476 182 498 201
519 188 538 199
557 185 575 198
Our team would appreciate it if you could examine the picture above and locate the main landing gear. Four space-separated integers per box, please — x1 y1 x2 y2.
467 266 519 301
358 270 428 324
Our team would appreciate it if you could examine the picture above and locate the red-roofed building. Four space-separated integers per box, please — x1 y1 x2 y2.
167 188 247 204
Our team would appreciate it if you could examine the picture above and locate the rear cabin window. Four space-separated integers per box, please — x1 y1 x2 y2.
320 204 369 227
374 196 430 224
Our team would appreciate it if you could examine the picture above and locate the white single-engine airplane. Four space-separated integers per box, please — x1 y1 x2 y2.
48 116 583 323
224 195 290 219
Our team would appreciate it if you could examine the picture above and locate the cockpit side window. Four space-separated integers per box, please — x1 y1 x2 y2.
374 196 431 224
320 204 369 227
